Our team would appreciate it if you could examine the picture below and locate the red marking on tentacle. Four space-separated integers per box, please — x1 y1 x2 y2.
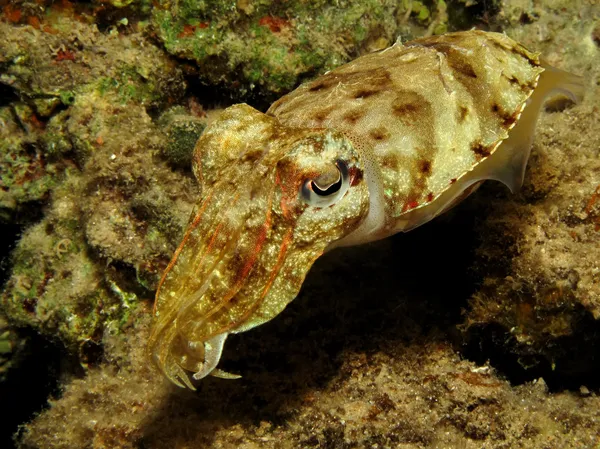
55 49 76 62
200 186 276 331
232 227 294 331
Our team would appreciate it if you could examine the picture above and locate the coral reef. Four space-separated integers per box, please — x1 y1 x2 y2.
0 0 598 447
16 240 600 448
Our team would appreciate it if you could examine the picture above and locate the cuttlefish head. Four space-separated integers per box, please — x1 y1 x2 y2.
148 104 369 389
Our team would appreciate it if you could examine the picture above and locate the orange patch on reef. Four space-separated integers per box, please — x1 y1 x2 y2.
455 371 503 388
27 15 41 29
43 25 59 34
28 113 44 129
178 22 209 38
3 5 22 23
56 49 76 62
585 185 600 231
258 16 289 33
585 185 600 215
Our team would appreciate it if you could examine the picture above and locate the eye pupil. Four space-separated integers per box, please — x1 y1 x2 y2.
310 176 343 196
300 160 350 207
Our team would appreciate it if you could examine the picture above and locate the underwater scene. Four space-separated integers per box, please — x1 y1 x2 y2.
1 0 599 447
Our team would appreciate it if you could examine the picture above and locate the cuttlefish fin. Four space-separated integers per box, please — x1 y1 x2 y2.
395 64 583 233
484 62 584 193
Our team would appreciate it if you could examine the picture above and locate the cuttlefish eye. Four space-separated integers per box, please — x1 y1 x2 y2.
300 160 350 207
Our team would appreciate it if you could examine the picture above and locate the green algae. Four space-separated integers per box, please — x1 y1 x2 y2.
158 106 207 168
152 0 402 98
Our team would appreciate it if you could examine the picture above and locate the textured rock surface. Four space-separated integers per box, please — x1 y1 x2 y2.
17 255 600 448
462 0 600 388
0 18 192 352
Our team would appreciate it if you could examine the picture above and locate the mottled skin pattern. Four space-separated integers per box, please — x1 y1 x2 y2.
269 31 545 237
148 31 583 389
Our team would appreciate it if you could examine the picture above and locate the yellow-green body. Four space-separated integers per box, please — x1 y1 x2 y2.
148 31 583 389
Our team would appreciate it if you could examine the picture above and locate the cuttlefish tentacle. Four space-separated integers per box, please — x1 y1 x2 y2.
149 184 250 387
150 164 288 385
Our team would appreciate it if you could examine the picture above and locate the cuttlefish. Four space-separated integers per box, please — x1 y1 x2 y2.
148 30 583 389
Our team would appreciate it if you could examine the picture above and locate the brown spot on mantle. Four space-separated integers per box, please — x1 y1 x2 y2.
391 90 428 125
343 109 365 125
369 127 391 141
472 142 491 160
352 89 380 99
418 159 432 175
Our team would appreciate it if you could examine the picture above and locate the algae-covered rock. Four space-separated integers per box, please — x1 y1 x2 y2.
0 105 64 223
158 106 207 168
0 17 192 352
151 0 493 100
16 265 600 449
0 91 198 351
0 17 184 111
0 17 186 222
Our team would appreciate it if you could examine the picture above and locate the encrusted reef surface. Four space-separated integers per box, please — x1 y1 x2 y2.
0 0 599 448
462 3 600 389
